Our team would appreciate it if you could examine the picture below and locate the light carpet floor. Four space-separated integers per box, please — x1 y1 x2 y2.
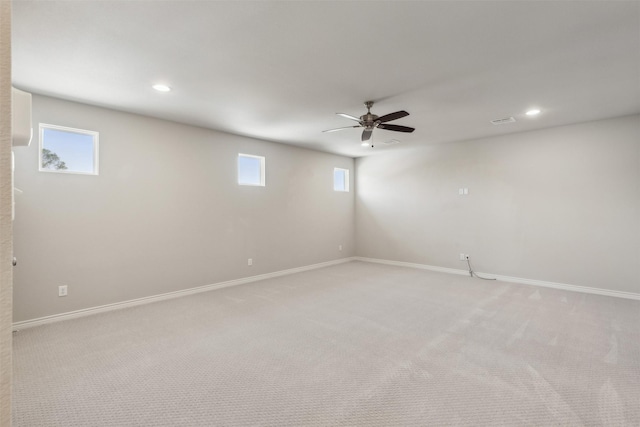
12 261 640 426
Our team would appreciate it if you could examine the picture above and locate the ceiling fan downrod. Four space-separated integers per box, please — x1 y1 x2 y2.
362 101 378 130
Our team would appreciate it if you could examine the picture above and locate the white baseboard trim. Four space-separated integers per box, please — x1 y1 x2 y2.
354 257 470 277
354 257 640 301
13 257 356 330
14 255 638 330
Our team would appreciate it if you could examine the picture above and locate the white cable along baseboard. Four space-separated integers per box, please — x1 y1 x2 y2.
354 257 640 301
12 257 356 330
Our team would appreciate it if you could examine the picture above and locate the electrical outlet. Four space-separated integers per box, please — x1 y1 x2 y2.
339 245 343 251
248 258 252 266
58 285 68 297
459 253 465 261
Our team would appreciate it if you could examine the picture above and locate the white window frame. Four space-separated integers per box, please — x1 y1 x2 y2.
39 123 99 175
238 153 266 186
333 167 350 192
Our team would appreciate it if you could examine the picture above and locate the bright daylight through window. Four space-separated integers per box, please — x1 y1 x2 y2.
39 124 99 175
238 154 265 186
333 168 349 192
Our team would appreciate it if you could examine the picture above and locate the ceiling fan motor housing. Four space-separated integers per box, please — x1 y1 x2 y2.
362 101 378 129
361 113 379 129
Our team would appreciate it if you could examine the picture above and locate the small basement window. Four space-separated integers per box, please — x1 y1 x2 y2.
334 168 349 192
39 124 99 175
238 154 265 186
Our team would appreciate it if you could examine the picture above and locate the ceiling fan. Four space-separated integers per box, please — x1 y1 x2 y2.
323 101 415 142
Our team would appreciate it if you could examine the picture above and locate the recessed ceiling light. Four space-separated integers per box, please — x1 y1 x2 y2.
526 109 541 116
152 84 171 92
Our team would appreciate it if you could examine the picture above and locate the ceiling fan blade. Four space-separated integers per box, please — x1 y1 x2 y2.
377 124 415 133
323 125 361 133
376 110 409 123
337 113 362 122
362 129 373 141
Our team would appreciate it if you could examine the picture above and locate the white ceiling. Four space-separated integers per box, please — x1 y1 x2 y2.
12 1 640 158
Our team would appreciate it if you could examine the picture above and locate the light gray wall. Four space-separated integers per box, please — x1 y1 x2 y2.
13 95 355 322
356 114 640 294
0 1 13 424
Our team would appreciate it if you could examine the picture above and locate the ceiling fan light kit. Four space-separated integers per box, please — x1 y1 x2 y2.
324 101 415 145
